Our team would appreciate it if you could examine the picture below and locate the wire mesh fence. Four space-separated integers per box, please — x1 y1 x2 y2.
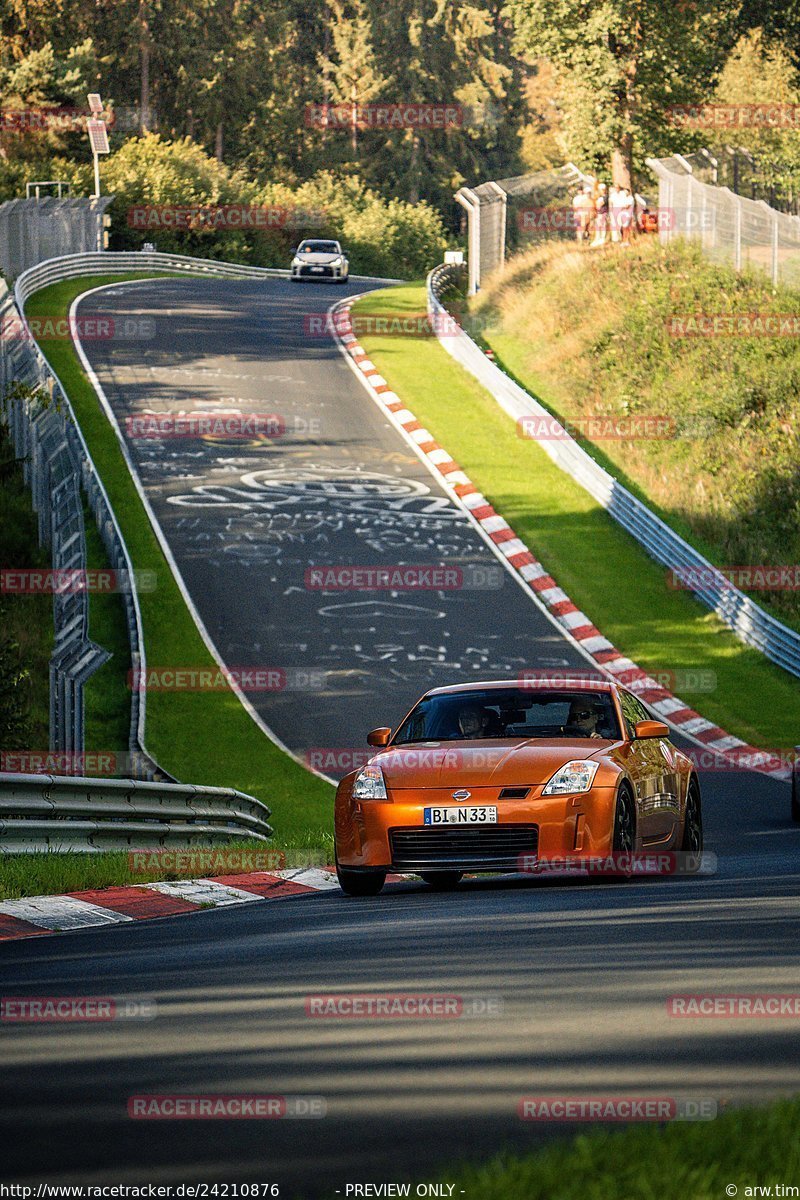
0 197 112 281
455 163 591 293
647 152 800 288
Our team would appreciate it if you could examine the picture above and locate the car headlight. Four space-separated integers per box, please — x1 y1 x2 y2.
352 762 387 800
330 257 342 267
542 760 599 795
292 257 301 266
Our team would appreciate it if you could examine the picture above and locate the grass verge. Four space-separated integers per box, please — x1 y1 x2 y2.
435 1096 799 1200
0 835 333 901
20 273 333 846
474 238 800 630
352 283 800 749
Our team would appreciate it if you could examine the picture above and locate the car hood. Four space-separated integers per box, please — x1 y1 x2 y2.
297 252 341 263
372 738 616 790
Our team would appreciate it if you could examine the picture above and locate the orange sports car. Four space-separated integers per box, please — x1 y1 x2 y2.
334 679 702 896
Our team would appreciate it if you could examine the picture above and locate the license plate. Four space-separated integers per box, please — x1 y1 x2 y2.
311 266 324 272
424 806 498 825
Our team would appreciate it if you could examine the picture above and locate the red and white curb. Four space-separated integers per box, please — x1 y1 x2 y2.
331 298 789 784
0 868 340 942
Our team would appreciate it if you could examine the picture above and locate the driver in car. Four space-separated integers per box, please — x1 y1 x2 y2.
566 697 605 738
456 704 493 739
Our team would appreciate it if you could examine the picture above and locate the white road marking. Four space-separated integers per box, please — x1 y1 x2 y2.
0 896 134 929
146 880 265 906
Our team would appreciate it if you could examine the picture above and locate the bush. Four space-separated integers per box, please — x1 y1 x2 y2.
57 134 447 279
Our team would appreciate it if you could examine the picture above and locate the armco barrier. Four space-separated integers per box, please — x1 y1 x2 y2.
3 251 292 772
0 772 272 852
428 263 800 680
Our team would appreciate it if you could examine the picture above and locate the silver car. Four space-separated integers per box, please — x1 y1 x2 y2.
290 238 349 284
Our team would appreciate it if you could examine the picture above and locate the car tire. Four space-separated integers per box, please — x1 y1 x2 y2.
612 783 636 854
681 778 704 854
595 782 636 882
420 871 463 890
336 861 386 897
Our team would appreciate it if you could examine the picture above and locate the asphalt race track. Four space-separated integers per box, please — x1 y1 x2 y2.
69 275 587 772
2 276 799 1196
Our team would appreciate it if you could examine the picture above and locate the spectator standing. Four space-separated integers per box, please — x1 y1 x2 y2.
608 184 624 243
572 185 593 243
618 187 635 244
591 183 608 246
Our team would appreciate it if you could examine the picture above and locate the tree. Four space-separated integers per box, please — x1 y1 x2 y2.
318 0 389 155
505 0 741 186
713 29 800 201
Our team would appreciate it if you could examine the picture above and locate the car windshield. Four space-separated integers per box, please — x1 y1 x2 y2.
299 241 339 253
392 688 621 743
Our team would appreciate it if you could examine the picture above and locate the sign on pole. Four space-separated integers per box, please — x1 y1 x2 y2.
87 94 104 115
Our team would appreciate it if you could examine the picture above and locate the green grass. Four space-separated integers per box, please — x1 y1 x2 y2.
432 1096 800 1200
0 834 334 900
22 274 334 846
352 283 800 749
474 237 800 630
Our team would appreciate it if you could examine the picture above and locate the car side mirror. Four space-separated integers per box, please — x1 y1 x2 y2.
633 720 670 739
367 727 391 747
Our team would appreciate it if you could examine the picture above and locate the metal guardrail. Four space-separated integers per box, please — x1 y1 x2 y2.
0 772 272 852
428 262 800 680
0 280 112 755
15 251 290 298
3 250 293 772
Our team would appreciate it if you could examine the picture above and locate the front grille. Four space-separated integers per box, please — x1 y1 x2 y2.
389 824 538 872
299 264 334 277
498 787 530 800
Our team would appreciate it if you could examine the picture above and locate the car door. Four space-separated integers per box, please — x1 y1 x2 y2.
618 691 680 844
